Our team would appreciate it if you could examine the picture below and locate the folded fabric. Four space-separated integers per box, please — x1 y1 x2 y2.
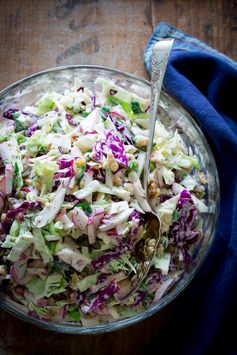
144 22 237 355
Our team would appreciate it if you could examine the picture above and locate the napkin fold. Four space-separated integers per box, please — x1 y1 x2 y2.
144 22 237 355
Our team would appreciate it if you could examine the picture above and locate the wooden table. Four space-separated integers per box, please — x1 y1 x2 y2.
0 1 236 354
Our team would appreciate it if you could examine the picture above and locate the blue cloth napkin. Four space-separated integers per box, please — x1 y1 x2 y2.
144 23 237 355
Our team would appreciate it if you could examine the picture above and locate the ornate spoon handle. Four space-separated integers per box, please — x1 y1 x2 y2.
143 39 174 194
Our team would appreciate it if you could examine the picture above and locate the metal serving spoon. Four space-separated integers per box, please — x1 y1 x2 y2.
118 39 174 301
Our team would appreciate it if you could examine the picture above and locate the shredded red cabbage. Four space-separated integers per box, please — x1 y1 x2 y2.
86 164 106 183
159 194 173 203
106 130 128 168
129 210 140 221
64 194 81 203
91 242 133 271
92 141 108 163
109 114 133 145
25 123 39 137
65 113 78 126
88 281 119 311
37 298 49 307
58 158 74 169
106 228 118 236
76 290 87 305
97 273 111 284
110 110 126 121
92 96 96 111
0 220 12 234
147 270 163 286
168 190 199 262
3 108 19 119
131 290 147 307
85 131 97 135
177 189 193 207
54 163 74 179
6 201 41 219
54 169 73 179
92 130 128 168
128 210 141 237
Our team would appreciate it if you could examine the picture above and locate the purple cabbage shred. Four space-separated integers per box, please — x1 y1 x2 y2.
58 158 74 169
6 201 41 219
129 210 140 221
91 242 133 271
76 290 87 305
147 270 163 286
131 290 147 307
54 169 73 179
97 273 111 284
25 123 39 137
65 113 78 126
109 114 133 145
168 189 199 262
3 108 19 119
106 130 128 167
92 130 128 168
92 96 96 111
159 194 173 203
89 281 119 311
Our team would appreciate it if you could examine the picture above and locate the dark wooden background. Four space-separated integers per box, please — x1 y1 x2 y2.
0 0 236 354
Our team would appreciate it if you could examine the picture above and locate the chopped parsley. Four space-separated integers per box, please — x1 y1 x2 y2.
16 134 26 145
131 101 143 115
77 202 93 216
101 106 110 113
68 305 81 321
13 112 24 132
82 111 90 118
46 241 57 253
0 135 7 143
128 161 137 171
172 209 180 221
142 293 153 307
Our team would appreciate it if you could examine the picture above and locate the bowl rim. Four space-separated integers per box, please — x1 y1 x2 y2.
0 64 151 96
0 64 220 334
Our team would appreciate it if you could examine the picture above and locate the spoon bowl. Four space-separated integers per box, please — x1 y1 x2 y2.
132 211 161 282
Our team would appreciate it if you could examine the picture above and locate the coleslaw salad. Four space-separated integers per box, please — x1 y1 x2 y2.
0 77 208 325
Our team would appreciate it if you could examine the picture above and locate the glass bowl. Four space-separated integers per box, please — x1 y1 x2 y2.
0 65 219 334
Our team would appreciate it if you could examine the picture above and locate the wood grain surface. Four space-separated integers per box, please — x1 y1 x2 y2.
0 1 236 354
